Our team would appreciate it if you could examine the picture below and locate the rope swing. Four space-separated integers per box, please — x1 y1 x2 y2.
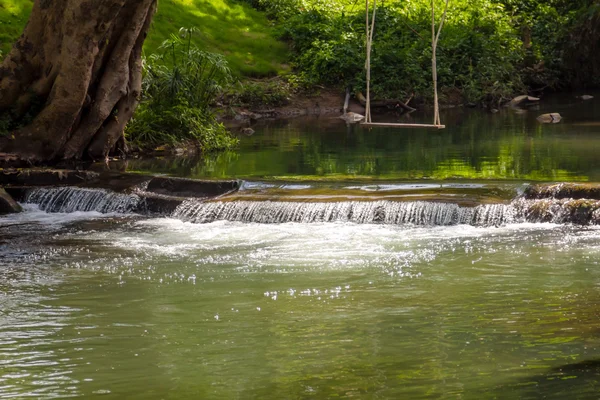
363 0 448 129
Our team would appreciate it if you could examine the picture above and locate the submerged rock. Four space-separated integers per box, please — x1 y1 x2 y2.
537 113 562 123
339 112 365 124
0 188 22 214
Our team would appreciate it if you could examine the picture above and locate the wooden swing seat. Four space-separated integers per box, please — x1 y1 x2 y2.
361 122 446 129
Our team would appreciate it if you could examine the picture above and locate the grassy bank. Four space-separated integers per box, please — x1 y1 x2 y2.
0 0 289 77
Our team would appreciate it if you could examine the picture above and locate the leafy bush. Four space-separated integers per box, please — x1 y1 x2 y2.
275 0 526 104
126 28 238 152
243 0 600 103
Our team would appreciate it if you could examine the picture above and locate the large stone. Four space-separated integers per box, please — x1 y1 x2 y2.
0 188 22 214
536 113 562 123
508 95 540 109
339 112 365 124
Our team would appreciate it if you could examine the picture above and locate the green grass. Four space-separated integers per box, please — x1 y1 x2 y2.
0 0 289 77
0 0 32 55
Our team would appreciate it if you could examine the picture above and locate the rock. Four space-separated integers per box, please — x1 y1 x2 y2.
490 108 499 113
0 188 22 214
580 95 594 101
508 95 540 109
241 127 255 136
339 112 365 124
536 113 562 123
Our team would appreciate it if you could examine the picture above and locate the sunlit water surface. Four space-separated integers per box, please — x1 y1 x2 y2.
2 206 600 399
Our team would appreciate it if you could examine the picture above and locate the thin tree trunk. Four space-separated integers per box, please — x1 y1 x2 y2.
0 0 157 162
365 0 371 123
431 0 449 127
365 0 377 123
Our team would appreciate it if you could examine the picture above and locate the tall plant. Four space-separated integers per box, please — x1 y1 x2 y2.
143 27 233 110
126 28 238 152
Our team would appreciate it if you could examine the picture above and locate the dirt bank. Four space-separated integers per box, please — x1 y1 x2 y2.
220 88 366 129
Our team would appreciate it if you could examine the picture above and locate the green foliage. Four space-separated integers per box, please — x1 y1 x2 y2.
243 0 600 102
492 0 600 89
243 0 354 21
126 28 238 152
126 102 237 152
274 0 526 104
144 27 233 109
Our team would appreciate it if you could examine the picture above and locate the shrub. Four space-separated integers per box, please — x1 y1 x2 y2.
126 28 238 152
272 0 527 105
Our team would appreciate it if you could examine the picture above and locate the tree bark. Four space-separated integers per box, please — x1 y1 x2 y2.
0 0 157 162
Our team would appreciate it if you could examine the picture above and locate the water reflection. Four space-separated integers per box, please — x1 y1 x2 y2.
116 94 600 181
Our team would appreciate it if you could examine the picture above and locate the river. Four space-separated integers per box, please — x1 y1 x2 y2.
2 97 600 398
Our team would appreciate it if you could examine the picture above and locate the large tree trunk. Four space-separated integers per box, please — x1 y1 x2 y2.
0 0 157 162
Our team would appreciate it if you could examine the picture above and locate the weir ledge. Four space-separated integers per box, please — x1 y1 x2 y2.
4 169 600 225
1 169 241 214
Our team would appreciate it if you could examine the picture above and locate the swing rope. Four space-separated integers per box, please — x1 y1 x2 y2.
364 0 449 127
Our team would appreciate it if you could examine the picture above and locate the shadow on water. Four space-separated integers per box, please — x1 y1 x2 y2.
495 359 600 399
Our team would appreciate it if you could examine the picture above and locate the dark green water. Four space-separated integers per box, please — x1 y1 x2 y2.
3 96 600 399
121 93 600 181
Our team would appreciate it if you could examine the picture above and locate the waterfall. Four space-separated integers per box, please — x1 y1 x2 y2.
21 184 600 225
25 187 140 214
172 200 517 226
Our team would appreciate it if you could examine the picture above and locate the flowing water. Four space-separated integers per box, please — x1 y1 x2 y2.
3 99 600 399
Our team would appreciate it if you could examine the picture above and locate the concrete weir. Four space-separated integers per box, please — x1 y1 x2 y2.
4 169 600 225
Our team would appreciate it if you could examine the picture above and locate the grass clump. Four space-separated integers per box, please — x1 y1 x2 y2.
126 28 238 153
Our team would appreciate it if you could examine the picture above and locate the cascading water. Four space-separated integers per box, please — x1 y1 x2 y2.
25 187 140 214
21 184 600 225
172 200 517 226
